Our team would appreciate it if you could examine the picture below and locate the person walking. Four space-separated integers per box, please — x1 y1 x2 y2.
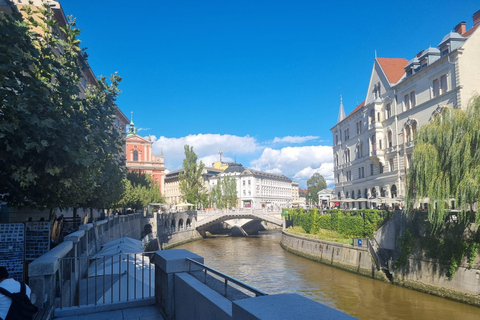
0 267 33 320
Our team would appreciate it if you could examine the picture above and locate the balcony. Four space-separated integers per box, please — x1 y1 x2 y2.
369 149 385 165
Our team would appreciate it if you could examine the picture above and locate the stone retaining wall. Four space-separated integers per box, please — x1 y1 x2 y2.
280 231 388 281
393 255 480 306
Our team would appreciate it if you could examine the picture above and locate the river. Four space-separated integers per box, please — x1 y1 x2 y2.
175 230 480 320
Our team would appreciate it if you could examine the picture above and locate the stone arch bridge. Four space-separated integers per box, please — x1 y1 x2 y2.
156 209 284 237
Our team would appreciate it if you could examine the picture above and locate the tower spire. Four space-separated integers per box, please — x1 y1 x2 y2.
337 94 346 123
128 111 137 136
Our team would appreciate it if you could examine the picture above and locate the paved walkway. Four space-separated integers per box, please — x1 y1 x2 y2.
54 305 164 320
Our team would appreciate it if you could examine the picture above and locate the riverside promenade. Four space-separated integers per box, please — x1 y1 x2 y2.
54 305 163 320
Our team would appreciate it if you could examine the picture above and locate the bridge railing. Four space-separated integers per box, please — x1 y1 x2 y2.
186 258 267 300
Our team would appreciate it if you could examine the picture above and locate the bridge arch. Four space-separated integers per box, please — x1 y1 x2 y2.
179 218 184 231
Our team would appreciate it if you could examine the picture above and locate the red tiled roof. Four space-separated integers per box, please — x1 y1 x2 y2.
346 100 365 118
377 58 408 84
462 23 480 38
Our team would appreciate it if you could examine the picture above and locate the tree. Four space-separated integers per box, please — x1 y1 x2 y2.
0 4 125 214
179 145 206 208
407 96 480 232
117 171 164 211
210 175 238 209
306 173 327 206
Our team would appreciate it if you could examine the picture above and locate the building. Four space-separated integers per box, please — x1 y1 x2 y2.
164 167 223 208
291 182 300 205
126 116 165 194
209 164 293 209
317 189 334 209
331 9 480 209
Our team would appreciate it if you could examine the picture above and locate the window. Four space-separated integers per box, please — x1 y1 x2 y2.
404 94 410 110
352 190 355 199
248 180 251 185
335 134 339 145
389 158 394 171
370 164 374 176
243 180 245 186
410 91 416 108
379 139 382 150
386 104 391 119
335 154 339 167
369 109 375 125
440 75 447 95
356 121 362 134
133 150 138 161
336 174 340 183
433 79 439 97
379 164 384 173
243 190 246 195
388 131 393 148
359 142 364 158
358 167 364 178
344 128 350 140
346 171 352 181
377 112 381 122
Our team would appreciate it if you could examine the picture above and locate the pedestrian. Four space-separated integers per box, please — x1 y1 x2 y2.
0 266 35 320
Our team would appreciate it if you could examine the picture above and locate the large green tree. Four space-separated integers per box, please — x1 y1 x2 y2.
306 173 327 206
179 145 206 208
210 175 238 209
0 5 125 213
117 171 164 211
407 96 480 232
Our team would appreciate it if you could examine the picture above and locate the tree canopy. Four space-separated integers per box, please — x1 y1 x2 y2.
210 175 237 209
406 96 480 232
116 171 164 211
0 5 125 211
306 173 327 205
179 145 206 208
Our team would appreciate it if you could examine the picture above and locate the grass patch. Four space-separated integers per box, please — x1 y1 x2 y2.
286 226 353 245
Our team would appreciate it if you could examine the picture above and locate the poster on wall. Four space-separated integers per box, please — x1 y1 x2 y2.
25 221 50 260
0 223 25 281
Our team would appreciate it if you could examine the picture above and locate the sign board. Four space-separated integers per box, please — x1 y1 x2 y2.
357 239 363 246
0 223 25 281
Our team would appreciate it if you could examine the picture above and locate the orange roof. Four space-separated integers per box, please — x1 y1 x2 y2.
462 23 480 38
377 58 408 84
346 100 365 118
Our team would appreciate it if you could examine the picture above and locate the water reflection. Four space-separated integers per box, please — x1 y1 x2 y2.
176 231 480 319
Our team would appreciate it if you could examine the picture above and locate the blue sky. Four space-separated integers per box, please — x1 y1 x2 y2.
59 0 479 188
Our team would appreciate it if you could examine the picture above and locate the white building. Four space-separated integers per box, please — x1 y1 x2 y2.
209 164 292 209
331 10 480 209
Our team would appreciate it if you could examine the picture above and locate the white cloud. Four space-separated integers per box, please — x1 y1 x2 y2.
250 145 333 188
272 135 319 144
150 134 258 170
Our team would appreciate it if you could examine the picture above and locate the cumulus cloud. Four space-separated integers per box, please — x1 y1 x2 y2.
150 134 258 170
250 145 333 188
272 135 319 144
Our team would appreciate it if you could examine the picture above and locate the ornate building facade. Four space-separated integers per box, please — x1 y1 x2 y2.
126 117 165 194
331 10 480 209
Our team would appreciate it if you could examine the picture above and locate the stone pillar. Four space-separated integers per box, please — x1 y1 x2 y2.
154 249 204 320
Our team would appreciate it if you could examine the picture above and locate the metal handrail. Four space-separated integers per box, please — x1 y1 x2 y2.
186 258 267 298
367 239 382 271
371 236 390 265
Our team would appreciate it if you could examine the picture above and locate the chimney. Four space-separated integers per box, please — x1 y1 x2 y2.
473 9 480 26
454 21 466 34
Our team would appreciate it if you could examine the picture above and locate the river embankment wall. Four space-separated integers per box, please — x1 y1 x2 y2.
281 230 480 307
393 255 480 307
280 231 388 281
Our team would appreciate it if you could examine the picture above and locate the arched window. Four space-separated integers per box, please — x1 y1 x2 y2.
133 150 139 161
371 187 377 198
411 121 417 140
357 190 361 199
352 190 355 199
388 130 393 148
405 125 412 142
380 187 386 197
364 189 368 199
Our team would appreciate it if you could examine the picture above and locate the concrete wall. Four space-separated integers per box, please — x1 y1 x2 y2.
280 231 388 281
154 249 357 320
28 213 144 317
393 255 480 307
